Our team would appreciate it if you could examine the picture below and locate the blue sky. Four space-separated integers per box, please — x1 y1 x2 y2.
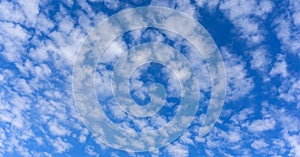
0 0 300 157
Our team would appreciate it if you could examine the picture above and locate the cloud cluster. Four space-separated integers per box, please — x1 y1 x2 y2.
0 0 299 156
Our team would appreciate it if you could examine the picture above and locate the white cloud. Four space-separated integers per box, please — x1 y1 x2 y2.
249 47 271 82
268 105 300 156
0 0 130 156
0 74 3 82
110 104 127 120
227 131 241 143
0 21 29 62
101 40 126 63
219 0 273 45
275 108 300 133
284 132 300 157
180 132 194 145
143 28 165 43
103 0 121 10
293 11 300 26
0 22 28 40
250 48 269 71
251 139 268 150
48 120 70 136
34 63 52 79
248 118 276 132
272 0 300 56
78 128 89 143
230 108 254 125
51 137 72 153
222 47 254 101
278 77 300 108
35 13 55 34
270 54 288 78
0 1 26 23
196 0 220 10
11 78 33 95
205 149 214 157
17 0 40 26
166 142 189 157
85 145 99 157
220 0 272 19
150 0 195 16
1 0 299 156
58 15 74 35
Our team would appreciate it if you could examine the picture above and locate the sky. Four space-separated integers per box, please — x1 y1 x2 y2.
0 0 300 157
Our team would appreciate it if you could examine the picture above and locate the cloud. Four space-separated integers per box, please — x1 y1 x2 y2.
222 47 254 101
150 0 195 16
16 0 40 26
230 108 254 125
283 132 300 157
270 54 288 78
278 77 300 108
0 1 90 156
48 120 71 136
0 21 29 62
248 118 276 132
227 131 241 143
272 0 300 56
0 22 28 40
251 139 269 150
0 0 299 156
179 132 194 145
166 142 189 157
85 145 99 157
249 47 273 81
195 0 220 10
0 1 26 23
267 105 300 156
219 0 273 45
50 137 72 153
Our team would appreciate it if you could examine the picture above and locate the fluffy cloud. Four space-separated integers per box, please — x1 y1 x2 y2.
219 0 273 45
278 77 300 108
272 0 300 56
251 139 269 150
270 54 288 78
284 132 300 157
222 47 254 101
166 142 189 157
1 0 300 156
248 118 276 132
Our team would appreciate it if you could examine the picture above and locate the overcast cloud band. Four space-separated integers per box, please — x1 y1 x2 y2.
72 6 226 152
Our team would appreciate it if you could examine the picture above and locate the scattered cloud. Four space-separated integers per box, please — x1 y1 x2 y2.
278 77 300 108
219 0 273 45
251 139 269 150
0 0 299 156
248 118 276 132
272 0 300 56
166 142 189 157
270 54 288 78
222 47 254 101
